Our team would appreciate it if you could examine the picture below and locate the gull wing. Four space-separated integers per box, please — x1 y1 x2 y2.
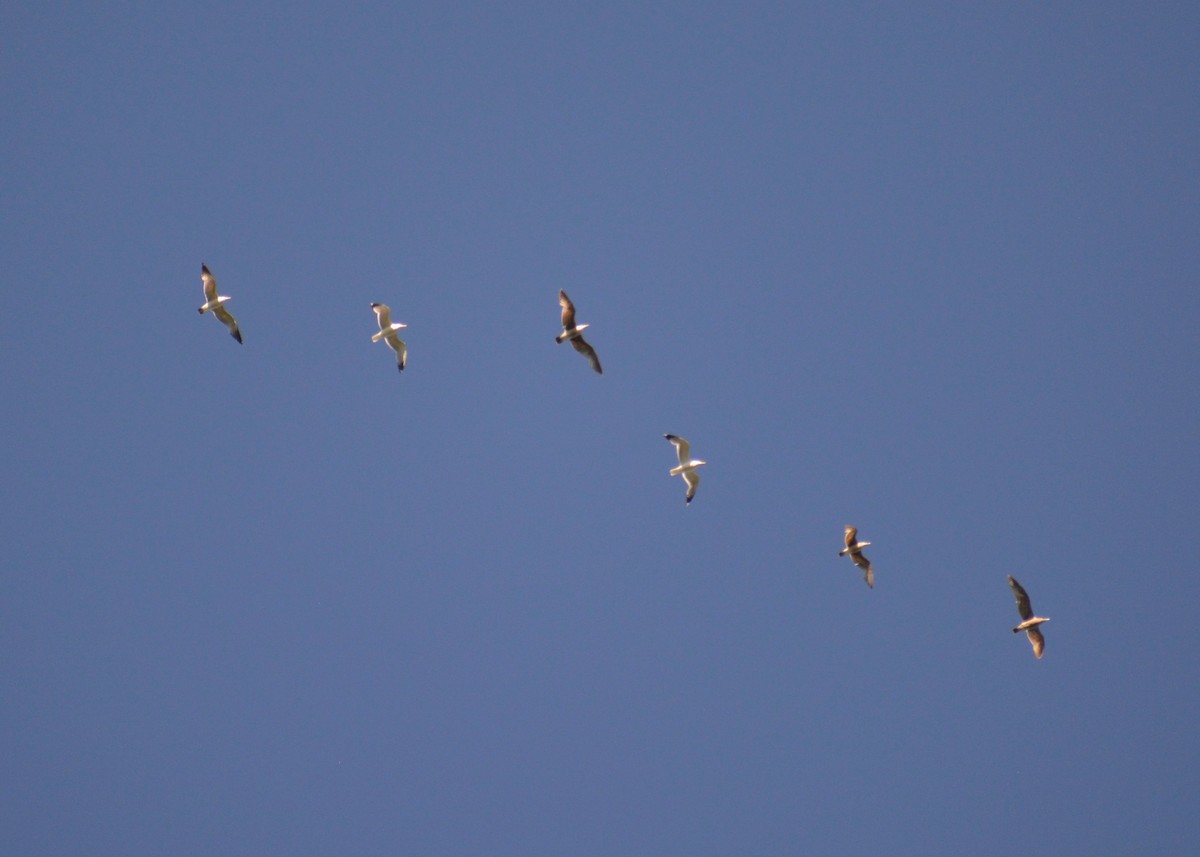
1008 576 1034 621
558 290 577 329
571 335 603 374
214 305 242 344
851 550 874 588
844 525 859 549
385 333 407 372
201 264 218 303
683 469 700 504
664 434 691 465
371 302 393 331
1026 626 1045 659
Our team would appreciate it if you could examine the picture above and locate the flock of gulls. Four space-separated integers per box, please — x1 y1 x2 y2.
198 264 1052 660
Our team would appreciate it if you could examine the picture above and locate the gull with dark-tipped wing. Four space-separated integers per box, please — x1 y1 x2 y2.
197 264 242 344
370 303 408 373
664 434 706 505
555 290 602 374
838 525 874 588
1008 576 1049 659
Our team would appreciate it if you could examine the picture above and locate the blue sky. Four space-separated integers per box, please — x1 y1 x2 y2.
3 2 1198 854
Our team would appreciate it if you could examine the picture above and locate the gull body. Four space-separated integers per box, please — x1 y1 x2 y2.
370 302 408 372
839 525 874 588
556 290 602 374
664 434 706 504
554 322 589 343
197 264 242 343
1007 576 1049 659
198 295 232 313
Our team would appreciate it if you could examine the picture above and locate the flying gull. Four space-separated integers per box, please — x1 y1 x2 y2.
1007 576 1049 659
370 302 407 372
838 525 874 588
664 434 706 505
556 290 602 374
198 264 242 343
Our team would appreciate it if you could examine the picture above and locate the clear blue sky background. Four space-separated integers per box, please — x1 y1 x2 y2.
3 2 1198 854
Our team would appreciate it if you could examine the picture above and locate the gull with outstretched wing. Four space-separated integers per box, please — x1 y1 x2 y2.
198 264 242 344
1008 576 1049 659
370 302 408 373
555 290 602 374
839 525 874 589
664 434 706 505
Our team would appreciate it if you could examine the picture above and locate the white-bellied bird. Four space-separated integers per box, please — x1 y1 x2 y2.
1008 576 1049 659
370 303 408 373
664 434 706 505
198 264 242 344
556 290 602 374
839 525 874 588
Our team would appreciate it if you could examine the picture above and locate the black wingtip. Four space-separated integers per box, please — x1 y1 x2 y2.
201 263 210 274
233 332 243 344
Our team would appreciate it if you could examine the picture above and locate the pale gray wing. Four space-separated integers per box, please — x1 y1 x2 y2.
683 469 700 504
371 302 392 331
387 334 407 371
214 305 242 344
1008 576 1034 621
558 290 576 329
571 336 602 374
201 264 218 303
664 434 691 464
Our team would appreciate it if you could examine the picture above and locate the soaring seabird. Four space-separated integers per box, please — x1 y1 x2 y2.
198 264 242 343
556 290 602 374
839 525 874 588
370 302 407 372
1007 576 1049 659
664 434 706 505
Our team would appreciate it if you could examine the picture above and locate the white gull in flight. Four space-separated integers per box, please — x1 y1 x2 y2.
370 302 407 372
664 434 706 505
198 264 242 344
